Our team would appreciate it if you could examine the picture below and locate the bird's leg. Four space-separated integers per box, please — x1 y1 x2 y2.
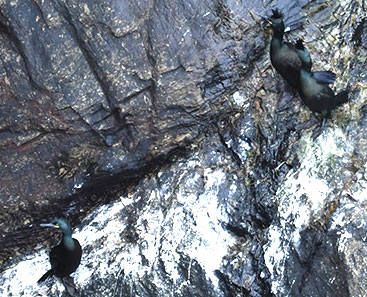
312 115 328 140
62 276 80 297
321 116 328 130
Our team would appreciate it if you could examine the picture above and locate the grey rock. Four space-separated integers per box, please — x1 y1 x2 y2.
1 0 367 297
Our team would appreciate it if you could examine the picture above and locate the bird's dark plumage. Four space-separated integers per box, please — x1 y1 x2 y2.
295 39 336 85
295 39 349 117
38 218 82 283
267 9 302 89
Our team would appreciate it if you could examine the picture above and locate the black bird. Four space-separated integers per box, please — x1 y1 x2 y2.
267 9 337 90
295 39 349 119
267 9 302 89
293 39 336 84
38 218 82 283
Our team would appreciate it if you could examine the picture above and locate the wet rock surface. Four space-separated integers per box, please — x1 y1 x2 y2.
1 0 367 296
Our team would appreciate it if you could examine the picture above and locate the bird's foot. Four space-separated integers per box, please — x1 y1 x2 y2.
312 117 327 140
61 276 81 297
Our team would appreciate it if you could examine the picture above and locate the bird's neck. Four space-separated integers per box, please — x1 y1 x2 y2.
271 33 283 51
297 52 312 71
63 234 76 250
272 29 284 42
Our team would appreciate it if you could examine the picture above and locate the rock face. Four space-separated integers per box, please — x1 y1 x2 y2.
1 0 367 297
0 0 228 255
0 1 220 208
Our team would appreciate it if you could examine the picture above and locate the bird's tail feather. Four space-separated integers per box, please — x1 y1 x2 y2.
38 269 53 283
335 90 349 105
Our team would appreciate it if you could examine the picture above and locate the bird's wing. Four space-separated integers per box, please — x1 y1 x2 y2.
316 86 335 102
283 42 302 69
49 245 63 269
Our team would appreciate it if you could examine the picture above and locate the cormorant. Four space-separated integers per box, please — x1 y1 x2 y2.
267 9 302 89
38 218 82 283
293 39 336 84
267 9 337 90
295 39 349 118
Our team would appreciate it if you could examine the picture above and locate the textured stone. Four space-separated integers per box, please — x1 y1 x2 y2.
1 0 367 297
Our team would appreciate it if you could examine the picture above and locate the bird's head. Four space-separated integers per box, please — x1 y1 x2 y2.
266 9 285 33
295 39 312 70
40 218 73 236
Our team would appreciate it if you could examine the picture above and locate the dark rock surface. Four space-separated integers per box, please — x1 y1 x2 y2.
0 0 228 258
1 0 367 297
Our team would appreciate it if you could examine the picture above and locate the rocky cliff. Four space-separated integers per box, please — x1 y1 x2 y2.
1 0 366 296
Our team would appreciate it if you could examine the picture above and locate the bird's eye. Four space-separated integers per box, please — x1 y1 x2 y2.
51 220 60 227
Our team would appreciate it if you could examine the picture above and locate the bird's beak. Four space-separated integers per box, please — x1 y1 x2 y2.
40 223 59 229
263 20 274 34
252 11 267 22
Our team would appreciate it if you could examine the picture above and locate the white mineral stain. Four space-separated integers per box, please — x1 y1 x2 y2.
232 91 247 107
264 127 354 295
0 163 235 296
